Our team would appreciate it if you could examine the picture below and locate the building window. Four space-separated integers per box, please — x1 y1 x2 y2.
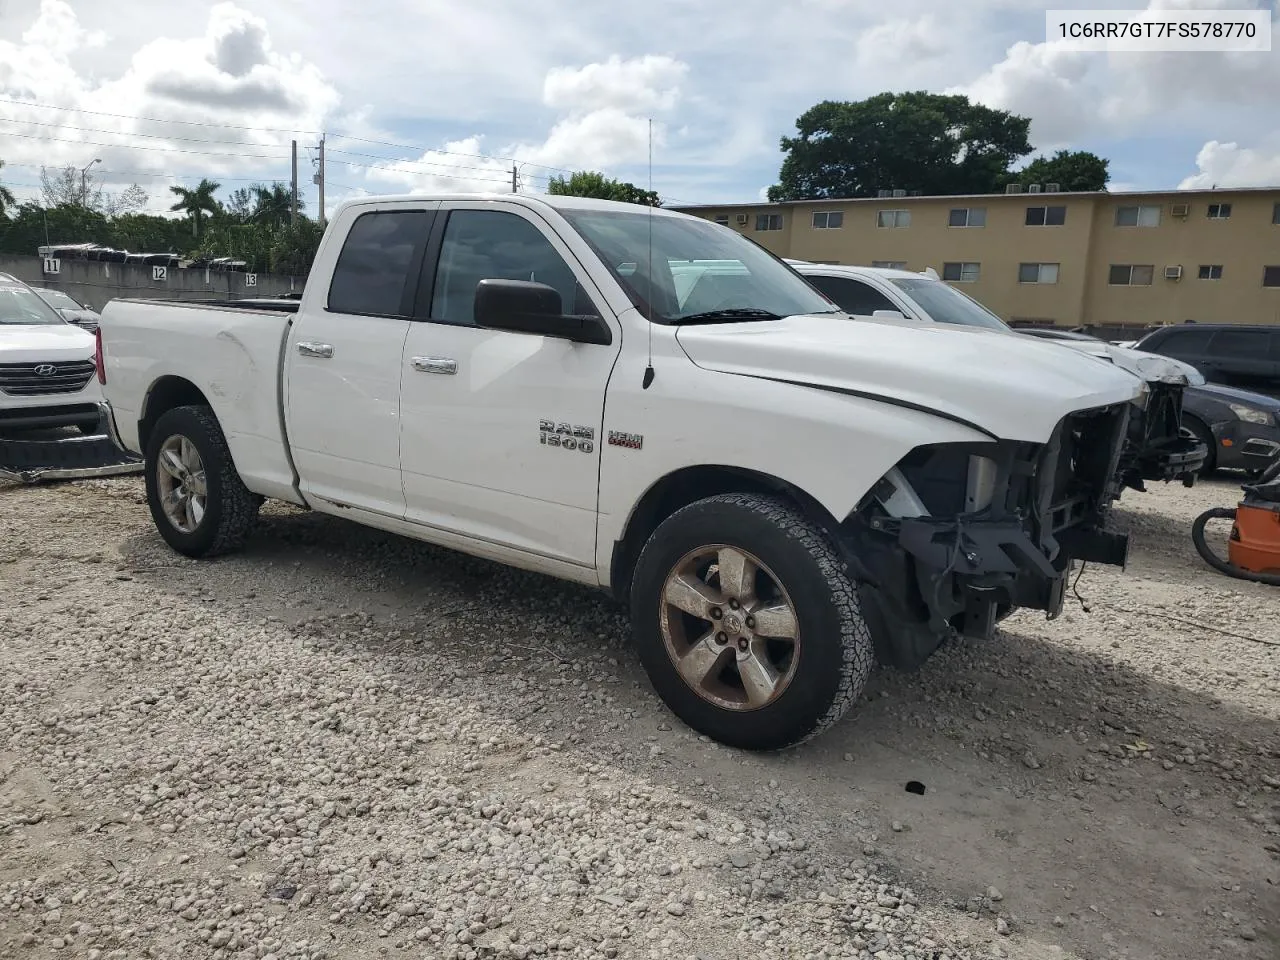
1264 266 1280 287
755 214 783 231
942 262 980 282
1273 202 1280 225
1115 204 1161 227
1206 203 1232 220
811 211 844 229
1198 264 1223 280
1025 205 1066 226
713 215 729 226
871 260 908 269
1109 264 1155 286
1018 262 1059 284
948 207 986 227
876 209 911 228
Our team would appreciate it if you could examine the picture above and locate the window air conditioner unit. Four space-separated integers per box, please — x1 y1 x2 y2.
1027 183 1042 194
1171 203 1190 217
1006 183 1023 194
1164 265 1183 280
735 214 748 225
908 189 922 196
877 189 892 198
1045 182 1060 193
892 188 907 197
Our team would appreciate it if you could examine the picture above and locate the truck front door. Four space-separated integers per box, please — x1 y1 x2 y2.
398 201 621 570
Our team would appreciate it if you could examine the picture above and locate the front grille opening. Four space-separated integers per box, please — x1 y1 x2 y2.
0 360 96 396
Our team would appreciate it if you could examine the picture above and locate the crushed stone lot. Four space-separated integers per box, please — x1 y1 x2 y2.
1 474 1277 960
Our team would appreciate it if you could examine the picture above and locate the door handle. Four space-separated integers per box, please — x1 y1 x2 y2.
297 341 334 359
412 356 458 375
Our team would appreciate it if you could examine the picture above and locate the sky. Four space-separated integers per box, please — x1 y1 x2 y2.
0 0 1277 217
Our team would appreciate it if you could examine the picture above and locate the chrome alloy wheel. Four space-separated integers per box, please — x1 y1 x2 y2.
155 434 208 534
658 545 801 711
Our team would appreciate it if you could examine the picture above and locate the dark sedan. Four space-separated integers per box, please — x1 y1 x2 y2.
1180 382 1280 476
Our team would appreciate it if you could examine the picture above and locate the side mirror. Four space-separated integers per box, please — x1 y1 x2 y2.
474 279 611 345
872 309 906 319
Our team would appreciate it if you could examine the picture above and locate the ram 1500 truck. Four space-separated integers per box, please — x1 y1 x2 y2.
98 194 1145 750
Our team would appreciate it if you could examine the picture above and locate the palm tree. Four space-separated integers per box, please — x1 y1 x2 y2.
0 159 16 218
251 182 300 227
169 178 222 238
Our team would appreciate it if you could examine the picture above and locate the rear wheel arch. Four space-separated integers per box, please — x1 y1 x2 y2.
609 465 845 604
139 376 210 452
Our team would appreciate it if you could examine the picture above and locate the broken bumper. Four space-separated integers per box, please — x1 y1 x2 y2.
0 402 143 484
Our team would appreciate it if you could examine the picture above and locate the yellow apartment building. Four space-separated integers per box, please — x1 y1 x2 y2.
673 187 1280 330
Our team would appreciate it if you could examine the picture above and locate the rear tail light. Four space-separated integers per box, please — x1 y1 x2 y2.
94 327 106 384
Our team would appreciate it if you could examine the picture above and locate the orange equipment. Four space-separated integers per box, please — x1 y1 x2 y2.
1192 460 1280 585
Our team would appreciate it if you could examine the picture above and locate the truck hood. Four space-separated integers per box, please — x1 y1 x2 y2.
0 322 96 361
674 314 1144 443
1047 339 1205 386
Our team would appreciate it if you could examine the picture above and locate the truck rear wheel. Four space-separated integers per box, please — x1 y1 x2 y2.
144 405 259 558
629 493 873 750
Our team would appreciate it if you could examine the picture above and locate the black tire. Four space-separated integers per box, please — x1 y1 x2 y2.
144 405 259 558
629 493 874 751
1184 416 1216 475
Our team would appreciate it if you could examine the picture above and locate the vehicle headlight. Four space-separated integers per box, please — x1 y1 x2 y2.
1228 403 1273 425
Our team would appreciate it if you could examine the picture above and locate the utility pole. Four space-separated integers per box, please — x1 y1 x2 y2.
80 157 101 205
313 134 326 226
290 140 298 226
512 162 518 193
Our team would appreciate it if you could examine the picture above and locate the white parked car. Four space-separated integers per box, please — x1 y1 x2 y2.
788 262 1208 490
99 194 1145 750
0 272 105 434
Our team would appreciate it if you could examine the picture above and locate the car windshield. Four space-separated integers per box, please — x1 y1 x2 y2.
0 286 69 325
36 289 80 310
888 278 1010 332
558 208 837 323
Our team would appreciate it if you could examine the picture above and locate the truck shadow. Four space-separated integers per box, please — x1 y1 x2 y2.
116 501 1280 960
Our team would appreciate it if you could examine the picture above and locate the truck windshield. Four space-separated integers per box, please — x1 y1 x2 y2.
0 286 69 325
888 278 1010 332
559 208 837 324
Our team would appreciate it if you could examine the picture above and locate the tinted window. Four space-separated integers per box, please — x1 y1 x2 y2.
431 210 584 326
805 274 898 315
1209 330 1269 358
328 210 432 316
1146 329 1214 355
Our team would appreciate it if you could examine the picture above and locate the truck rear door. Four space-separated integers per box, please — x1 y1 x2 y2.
284 202 439 516
398 201 621 569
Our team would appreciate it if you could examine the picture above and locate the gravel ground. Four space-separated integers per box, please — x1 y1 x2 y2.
1 474 1277 960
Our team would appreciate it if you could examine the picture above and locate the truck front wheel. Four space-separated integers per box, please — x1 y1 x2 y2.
629 493 874 750
144 405 259 558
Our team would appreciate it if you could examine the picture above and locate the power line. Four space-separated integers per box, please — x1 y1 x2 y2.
328 132 575 174
0 115 297 150
0 95 321 135
327 149 550 181
0 128 293 162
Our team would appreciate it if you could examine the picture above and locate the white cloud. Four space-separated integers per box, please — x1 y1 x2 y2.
543 55 687 115
1178 140 1280 190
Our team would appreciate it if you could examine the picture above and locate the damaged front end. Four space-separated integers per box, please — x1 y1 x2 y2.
1121 381 1207 490
0 402 142 484
838 403 1132 672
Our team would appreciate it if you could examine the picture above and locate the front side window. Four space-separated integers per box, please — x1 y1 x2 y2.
804 274 899 315
0 285 69 325
560 208 837 324
888 278 1010 331
430 210 586 326
1210 330 1268 357
328 210 433 316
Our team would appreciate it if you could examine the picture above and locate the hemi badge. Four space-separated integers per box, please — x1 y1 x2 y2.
608 431 643 450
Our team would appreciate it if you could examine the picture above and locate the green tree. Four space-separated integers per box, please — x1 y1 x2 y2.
1011 149 1110 192
546 170 660 206
0 159 16 218
250 182 302 227
169 178 222 238
768 92 1034 201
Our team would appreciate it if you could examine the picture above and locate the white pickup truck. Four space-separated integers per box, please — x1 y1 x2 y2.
99 194 1145 750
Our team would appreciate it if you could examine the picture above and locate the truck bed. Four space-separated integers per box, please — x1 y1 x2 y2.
100 298 302 503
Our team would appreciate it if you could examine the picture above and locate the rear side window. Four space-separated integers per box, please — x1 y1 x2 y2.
1209 330 1269 358
804 274 898 315
328 210 433 316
